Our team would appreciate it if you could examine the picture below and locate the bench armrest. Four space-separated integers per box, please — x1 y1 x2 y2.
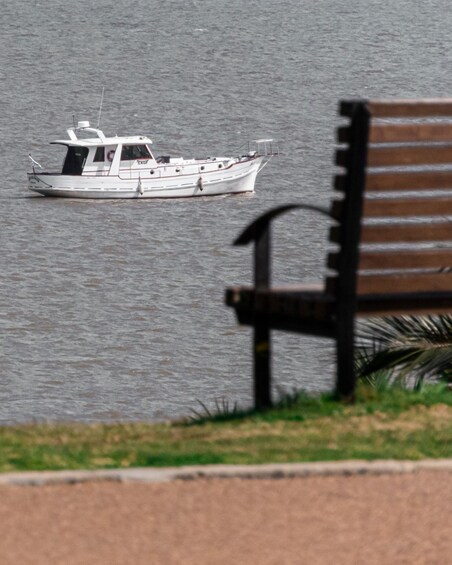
233 203 332 289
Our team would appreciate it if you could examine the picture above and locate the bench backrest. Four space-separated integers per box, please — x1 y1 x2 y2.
327 99 452 316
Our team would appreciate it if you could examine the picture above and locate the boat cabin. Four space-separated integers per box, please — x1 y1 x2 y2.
52 121 157 176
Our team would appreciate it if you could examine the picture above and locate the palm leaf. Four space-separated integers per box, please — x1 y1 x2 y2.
356 315 452 387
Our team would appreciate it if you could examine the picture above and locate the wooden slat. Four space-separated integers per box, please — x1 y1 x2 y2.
363 197 452 218
335 149 350 168
358 249 452 270
356 296 452 316
369 123 452 143
365 170 452 191
334 174 348 192
327 273 452 297
342 223 452 244
336 122 452 145
330 197 452 220
368 99 452 118
340 100 365 117
357 272 452 294
328 249 452 271
367 145 452 167
326 252 340 271
337 125 351 144
330 199 344 220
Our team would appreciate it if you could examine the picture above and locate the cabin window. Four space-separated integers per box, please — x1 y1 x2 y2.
93 147 105 162
121 145 151 160
62 146 89 175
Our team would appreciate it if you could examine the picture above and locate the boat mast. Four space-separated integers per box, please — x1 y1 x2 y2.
97 87 105 129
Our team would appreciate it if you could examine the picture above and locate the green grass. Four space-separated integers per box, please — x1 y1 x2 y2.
1 383 451 472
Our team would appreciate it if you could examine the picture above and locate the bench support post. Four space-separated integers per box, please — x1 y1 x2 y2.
253 226 271 409
335 101 370 400
336 317 356 400
254 321 271 410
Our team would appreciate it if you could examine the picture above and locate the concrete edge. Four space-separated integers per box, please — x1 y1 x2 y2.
1 459 452 486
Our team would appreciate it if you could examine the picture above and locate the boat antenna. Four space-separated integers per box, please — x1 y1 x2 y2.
97 86 105 129
72 114 76 129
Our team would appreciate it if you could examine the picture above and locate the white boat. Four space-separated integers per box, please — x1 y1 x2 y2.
28 121 277 199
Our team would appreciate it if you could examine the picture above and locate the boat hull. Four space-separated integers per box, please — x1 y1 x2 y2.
28 157 263 199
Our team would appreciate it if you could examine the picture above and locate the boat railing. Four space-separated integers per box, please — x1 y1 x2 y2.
233 139 279 158
251 139 279 157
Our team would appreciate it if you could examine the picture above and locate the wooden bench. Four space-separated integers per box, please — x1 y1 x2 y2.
225 99 452 409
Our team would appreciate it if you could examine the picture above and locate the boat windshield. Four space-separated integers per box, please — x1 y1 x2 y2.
62 146 89 175
121 145 151 160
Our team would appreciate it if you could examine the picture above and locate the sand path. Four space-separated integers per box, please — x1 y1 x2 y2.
1 468 451 564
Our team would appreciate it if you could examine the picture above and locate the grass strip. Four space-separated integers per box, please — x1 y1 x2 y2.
1 384 451 472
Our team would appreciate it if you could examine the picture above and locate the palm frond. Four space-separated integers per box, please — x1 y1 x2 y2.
356 315 452 387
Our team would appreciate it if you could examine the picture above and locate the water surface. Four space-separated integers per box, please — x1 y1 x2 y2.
1 0 451 423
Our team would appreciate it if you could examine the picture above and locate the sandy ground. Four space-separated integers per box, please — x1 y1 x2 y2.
0 470 451 564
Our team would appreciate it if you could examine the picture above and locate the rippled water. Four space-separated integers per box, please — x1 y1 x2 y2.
1 0 452 423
